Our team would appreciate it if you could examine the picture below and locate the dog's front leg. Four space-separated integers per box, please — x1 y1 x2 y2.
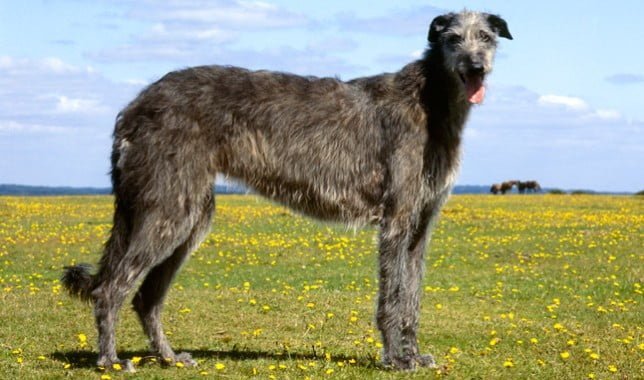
377 199 444 370
399 204 438 369
376 213 430 370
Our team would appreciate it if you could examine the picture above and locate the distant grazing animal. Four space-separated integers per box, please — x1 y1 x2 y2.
525 180 541 193
500 180 517 194
490 183 502 194
61 10 512 372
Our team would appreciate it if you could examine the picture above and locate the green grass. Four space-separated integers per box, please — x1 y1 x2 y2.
0 194 642 379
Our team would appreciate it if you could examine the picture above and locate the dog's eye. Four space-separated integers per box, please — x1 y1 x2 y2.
446 35 462 45
479 31 492 42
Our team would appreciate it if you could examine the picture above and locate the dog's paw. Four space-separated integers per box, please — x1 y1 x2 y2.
382 355 415 371
175 352 198 367
97 358 136 373
161 352 198 367
415 353 437 368
382 353 437 371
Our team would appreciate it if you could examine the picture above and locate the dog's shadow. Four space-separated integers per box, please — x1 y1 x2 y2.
51 348 377 370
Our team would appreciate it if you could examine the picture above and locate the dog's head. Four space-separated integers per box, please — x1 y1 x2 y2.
428 11 512 104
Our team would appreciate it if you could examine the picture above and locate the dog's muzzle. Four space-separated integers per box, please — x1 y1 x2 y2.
458 63 486 104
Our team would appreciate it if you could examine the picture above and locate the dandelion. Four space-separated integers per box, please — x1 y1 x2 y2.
449 347 459 354
503 359 514 368
608 364 617 372
215 363 226 370
77 333 88 348
326 368 334 375
489 337 500 346
100 375 112 380
131 356 142 365
560 351 570 360
589 352 599 360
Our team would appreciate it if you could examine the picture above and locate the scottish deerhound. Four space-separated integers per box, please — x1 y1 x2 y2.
62 10 511 371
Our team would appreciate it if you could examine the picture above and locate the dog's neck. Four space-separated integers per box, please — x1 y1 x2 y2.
420 46 472 144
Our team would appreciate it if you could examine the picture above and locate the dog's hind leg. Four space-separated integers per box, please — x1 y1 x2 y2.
92 204 199 371
132 192 214 366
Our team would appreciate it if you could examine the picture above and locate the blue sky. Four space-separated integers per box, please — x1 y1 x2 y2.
1 0 642 192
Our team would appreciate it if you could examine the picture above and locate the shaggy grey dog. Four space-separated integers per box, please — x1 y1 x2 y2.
62 10 511 371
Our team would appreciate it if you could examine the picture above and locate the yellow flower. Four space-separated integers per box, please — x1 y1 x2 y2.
215 362 226 370
131 356 142 365
560 351 570 360
100 375 112 380
608 365 617 372
112 363 122 371
489 337 500 346
589 352 599 360
77 333 87 347
503 359 514 368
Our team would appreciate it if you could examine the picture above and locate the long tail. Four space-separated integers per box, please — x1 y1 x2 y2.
61 263 95 303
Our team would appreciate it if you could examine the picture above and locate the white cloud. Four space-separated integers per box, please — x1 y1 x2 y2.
336 5 445 35
55 96 109 114
131 0 312 29
537 94 589 111
41 57 78 74
0 120 69 134
591 109 621 121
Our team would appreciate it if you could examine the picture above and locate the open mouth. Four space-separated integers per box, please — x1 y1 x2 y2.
458 72 486 104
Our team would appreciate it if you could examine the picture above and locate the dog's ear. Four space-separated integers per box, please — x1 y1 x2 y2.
486 14 513 40
428 13 455 43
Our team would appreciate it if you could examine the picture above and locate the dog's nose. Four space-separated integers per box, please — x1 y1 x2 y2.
468 62 485 76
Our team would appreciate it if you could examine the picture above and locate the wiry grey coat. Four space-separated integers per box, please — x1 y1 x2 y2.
62 10 512 371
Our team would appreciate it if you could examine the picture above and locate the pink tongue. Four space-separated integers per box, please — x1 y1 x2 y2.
466 76 485 104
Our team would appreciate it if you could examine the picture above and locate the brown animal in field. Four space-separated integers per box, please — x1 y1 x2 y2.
490 183 502 194
525 180 541 193
500 180 517 194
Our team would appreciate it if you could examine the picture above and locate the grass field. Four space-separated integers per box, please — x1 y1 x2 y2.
0 194 641 379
